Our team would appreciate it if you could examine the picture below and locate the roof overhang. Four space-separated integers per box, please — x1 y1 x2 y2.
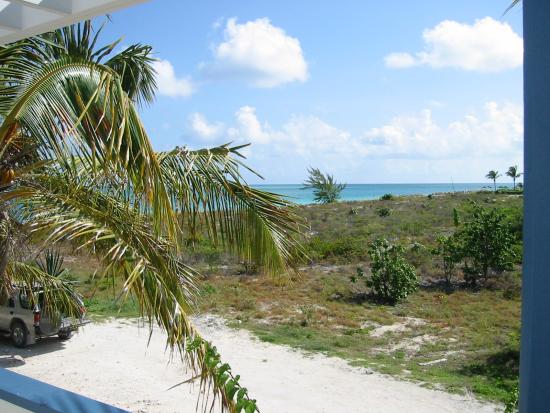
0 0 149 45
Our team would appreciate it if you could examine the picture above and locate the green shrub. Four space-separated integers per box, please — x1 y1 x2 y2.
504 386 519 413
432 234 462 288
380 193 394 201
377 207 391 217
359 238 418 304
306 236 365 262
458 203 516 287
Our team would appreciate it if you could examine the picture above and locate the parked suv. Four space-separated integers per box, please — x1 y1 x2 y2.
0 287 87 347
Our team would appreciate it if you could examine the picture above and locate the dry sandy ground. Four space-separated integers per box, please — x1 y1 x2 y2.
0 316 500 413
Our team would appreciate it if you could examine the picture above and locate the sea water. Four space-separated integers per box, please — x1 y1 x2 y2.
252 183 502 205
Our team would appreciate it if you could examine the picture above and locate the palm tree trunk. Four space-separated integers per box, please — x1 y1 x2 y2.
513 177 516 190
0 210 10 282
494 179 497 193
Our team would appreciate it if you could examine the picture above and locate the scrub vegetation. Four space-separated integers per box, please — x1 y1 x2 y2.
66 190 522 405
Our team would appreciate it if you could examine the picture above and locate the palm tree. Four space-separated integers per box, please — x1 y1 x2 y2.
506 165 522 190
302 167 346 203
0 21 304 412
486 170 501 192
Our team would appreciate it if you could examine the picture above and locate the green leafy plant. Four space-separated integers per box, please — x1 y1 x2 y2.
459 203 516 287
361 238 418 304
504 385 519 413
432 235 462 289
376 207 391 217
380 193 394 201
36 249 67 278
302 167 346 204
453 207 461 227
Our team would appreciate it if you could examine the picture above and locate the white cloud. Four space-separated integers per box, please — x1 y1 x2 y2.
228 106 272 144
189 113 224 140
385 17 523 72
384 52 418 69
363 102 523 158
187 102 522 182
205 18 308 87
153 59 194 98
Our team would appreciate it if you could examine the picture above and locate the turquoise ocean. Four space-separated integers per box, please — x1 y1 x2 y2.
252 183 500 205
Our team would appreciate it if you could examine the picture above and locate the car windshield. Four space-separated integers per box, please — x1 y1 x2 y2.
18 289 45 311
19 290 31 309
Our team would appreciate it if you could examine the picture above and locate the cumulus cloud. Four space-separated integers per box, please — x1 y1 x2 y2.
189 113 224 140
186 102 522 182
226 106 271 144
384 52 418 69
204 18 308 87
362 102 523 158
153 59 194 98
385 17 523 72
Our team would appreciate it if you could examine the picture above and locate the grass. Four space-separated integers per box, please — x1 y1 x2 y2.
198 271 520 403
66 190 522 404
195 191 522 405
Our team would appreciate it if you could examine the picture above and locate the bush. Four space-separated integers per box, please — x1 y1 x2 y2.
380 193 394 201
377 207 391 217
359 238 418 304
306 236 365 262
458 203 516 287
504 386 519 413
432 234 462 289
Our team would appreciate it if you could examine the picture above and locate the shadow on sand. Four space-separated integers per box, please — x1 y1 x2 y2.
0 335 69 368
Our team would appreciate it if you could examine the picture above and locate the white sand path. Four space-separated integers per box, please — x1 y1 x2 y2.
0 316 501 413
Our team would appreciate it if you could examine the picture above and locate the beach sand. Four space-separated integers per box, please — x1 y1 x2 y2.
0 316 500 413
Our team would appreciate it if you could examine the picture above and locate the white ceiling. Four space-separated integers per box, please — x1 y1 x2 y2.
0 0 149 45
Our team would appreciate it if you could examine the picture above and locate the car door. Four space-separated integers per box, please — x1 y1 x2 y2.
0 293 16 332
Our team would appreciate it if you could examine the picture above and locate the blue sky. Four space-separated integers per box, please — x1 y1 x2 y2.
98 0 523 184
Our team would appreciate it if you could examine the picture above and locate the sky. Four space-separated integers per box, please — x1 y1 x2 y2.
97 0 523 184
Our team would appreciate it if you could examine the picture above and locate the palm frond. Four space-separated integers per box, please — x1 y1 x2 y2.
6 261 83 320
2 171 258 412
0 48 175 237
105 44 157 106
504 0 521 15
158 144 306 276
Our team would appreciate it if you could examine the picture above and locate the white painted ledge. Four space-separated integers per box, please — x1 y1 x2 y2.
0 0 149 45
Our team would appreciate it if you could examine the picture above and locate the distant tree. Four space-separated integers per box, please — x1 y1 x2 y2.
459 203 515 287
302 168 346 204
506 166 522 190
486 170 501 193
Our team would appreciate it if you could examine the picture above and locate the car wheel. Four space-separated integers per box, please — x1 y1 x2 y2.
58 330 72 340
11 321 27 348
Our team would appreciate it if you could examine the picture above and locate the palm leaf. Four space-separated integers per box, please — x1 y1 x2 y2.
0 44 176 238
2 170 258 412
158 144 306 276
504 0 521 15
6 261 83 320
